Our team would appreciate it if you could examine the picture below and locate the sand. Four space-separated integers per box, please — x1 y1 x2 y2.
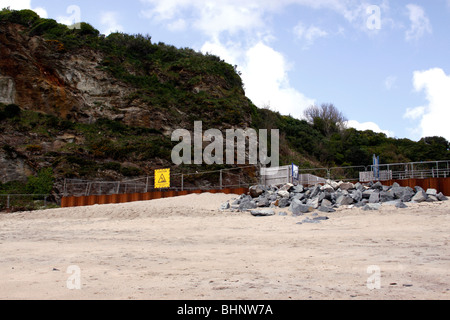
0 192 449 300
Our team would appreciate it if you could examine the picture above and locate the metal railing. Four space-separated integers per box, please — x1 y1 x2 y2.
61 160 450 197
0 194 56 212
367 160 450 181
63 165 261 197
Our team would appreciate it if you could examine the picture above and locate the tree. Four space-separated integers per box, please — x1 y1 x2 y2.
303 103 347 136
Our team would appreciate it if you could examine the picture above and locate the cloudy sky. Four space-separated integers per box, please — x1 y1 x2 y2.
3 0 450 141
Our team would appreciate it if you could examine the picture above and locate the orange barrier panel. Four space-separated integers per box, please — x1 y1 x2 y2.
110 194 120 204
75 196 87 207
61 196 75 208
164 191 175 198
153 191 162 199
439 178 450 196
227 188 246 195
142 192 153 201
97 195 108 205
177 191 189 196
130 193 141 202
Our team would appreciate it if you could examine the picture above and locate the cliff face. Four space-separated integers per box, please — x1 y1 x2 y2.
0 18 255 186
0 22 146 126
0 21 251 130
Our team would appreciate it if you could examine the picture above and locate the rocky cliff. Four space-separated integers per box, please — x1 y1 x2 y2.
0 12 255 188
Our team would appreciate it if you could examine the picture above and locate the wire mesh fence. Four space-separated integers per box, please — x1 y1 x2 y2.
364 160 450 182
63 165 261 197
0 194 57 212
61 160 450 197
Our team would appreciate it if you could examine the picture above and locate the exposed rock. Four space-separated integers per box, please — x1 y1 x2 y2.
224 182 448 216
277 197 290 208
339 182 354 191
336 195 354 206
290 199 314 215
411 190 427 203
277 190 290 198
369 191 380 203
319 206 335 213
351 189 363 202
250 209 275 217
239 200 257 210
395 202 408 209
291 185 304 193
321 184 335 193
321 198 333 208
220 202 230 210
363 203 381 211
380 190 395 202
249 185 264 198
437 192 448 201
306 196 320 209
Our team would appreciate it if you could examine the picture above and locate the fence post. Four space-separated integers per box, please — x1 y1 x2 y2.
220 170 223 190
145 176 149 193
181 174 184 191
7 195 10 209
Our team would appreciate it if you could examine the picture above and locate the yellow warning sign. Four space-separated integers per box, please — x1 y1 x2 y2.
155 168 170 189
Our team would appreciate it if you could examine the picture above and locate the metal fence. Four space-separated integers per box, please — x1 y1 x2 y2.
63 165 261 197
61 160 450 197
365 160 450 182
0 194 57 212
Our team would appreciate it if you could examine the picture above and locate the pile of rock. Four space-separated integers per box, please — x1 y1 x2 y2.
221 180 448 216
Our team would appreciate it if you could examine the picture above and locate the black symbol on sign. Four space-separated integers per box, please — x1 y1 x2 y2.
158 174 167 184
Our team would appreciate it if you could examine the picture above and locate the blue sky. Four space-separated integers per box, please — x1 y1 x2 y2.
3 0 450 141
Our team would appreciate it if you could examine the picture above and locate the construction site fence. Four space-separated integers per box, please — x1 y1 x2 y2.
0 194 57 212
63 165 260 197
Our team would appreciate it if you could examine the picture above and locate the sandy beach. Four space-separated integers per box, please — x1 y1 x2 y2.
0 192 449 300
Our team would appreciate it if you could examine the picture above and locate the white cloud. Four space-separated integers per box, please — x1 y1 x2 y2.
404 106 425 120
346 120 394 137
201 40 315 120
242 42 315 119
167 18 187 31
384 75 397 90
140 0 383 38
1 0 47 18
100 11 124 35
405 4 432 42
293 22 328 48
405 68 450 140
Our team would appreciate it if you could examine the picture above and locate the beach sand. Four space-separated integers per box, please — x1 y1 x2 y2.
0 193 449 300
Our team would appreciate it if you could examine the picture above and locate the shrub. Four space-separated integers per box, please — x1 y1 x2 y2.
25 168 54 195
0 8 39 25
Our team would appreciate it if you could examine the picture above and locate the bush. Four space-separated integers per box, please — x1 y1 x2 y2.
25 168 54 195
0 8 39 25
